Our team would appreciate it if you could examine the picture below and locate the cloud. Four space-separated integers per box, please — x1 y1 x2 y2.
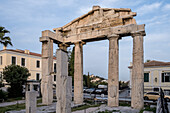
145 33 169 43
163 4 170 11
145 14 169 27
76 6 92 15
136 2 162 15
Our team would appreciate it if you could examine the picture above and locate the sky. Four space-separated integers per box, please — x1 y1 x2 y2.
0 0 170 81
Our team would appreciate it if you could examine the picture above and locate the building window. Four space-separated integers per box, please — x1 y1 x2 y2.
27 84 30 91
54 75 56 81
0 56 2 65
153 88 159 92
0 72 2 82
33 85 38 91
162 72 170 82
36 73 40 81
21 58 25 66
36 60 40 68
164 90 170 95
54 63 56 73
144 73 149 82
12 56 16 65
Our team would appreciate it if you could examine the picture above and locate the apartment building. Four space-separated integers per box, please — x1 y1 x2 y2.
0 48 57 85
129 60 170 95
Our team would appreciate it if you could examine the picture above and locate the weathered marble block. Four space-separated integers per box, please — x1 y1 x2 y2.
56 49 72 113
26 91 38 113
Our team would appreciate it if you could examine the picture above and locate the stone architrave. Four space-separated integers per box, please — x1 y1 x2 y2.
40 37 53 105
56 49 72 113
74 42 83 104
26 91 37 113
131 31 145 109
108 35 119 107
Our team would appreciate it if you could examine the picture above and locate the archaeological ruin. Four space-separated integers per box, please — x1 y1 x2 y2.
40 6 146 111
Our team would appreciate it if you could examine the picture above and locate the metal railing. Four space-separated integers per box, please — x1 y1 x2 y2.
156 88 169 113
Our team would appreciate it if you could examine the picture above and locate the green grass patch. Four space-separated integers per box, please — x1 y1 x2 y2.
0 103 25 113
98 110 120 113
0 98 44 112
5 97 23 102
37 98 42 104
84 99 95 104
71 104 100 112
139 106 156 113
119 102 130 107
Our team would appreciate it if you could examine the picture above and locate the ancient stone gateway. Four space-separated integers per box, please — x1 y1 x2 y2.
40 6 146 110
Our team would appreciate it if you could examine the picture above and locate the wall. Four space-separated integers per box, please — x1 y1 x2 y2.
0 50 57 84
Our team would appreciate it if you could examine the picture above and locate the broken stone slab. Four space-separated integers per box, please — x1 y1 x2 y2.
56 49 72 113
26 91 38 113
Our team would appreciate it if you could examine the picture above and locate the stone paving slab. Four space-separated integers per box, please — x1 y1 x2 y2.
73 104 140 113
4 102 155 113
94 105 140 113
0 100 25 107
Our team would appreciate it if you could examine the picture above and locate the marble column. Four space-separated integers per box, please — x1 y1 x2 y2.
108 35 119 107
56 49 72 113
74 42 83 104
40 37 53 105
131 32 145 109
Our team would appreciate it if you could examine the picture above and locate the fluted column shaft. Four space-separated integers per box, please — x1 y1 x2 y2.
131 32 144 109
108 35 119 107
74 42 83 104
41 38 53 105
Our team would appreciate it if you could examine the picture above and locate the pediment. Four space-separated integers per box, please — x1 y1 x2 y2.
53 6 137 36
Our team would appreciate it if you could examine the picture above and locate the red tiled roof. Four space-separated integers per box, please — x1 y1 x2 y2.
128 60 170 69
0 49 56 60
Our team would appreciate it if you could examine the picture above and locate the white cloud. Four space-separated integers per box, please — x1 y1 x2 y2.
144 33 170 62
136 2 162 15
55 0 78 7
97 0 120 8
146 14 169 27
163 4 170 11
145 33 169 43
77 6 92 15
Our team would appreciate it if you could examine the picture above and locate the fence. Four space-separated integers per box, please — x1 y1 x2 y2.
156 88 169 113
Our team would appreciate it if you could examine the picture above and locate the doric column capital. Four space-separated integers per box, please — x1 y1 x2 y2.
107 34 120 40
40 36 50 42
74 41 86 46
131 30 146 37
58 43 70 47
58 43 70 51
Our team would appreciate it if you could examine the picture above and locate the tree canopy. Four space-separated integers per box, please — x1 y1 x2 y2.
68 47 75 85
3 65 30 97
0 26 12 47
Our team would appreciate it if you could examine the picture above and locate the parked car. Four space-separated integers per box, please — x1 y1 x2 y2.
83 87 88 93
85 88 95 94
95 88 108 95
95 89 103 94
144 92 170 101
72 86 74 92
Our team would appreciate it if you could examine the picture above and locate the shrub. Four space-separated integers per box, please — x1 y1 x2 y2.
0 89 8 102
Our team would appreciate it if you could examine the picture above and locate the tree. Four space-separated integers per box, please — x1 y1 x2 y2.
83 75 87 87
0 26 12 47
3 65 30 98
87 72 90 88
146 59 151 62
68 47 75 85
